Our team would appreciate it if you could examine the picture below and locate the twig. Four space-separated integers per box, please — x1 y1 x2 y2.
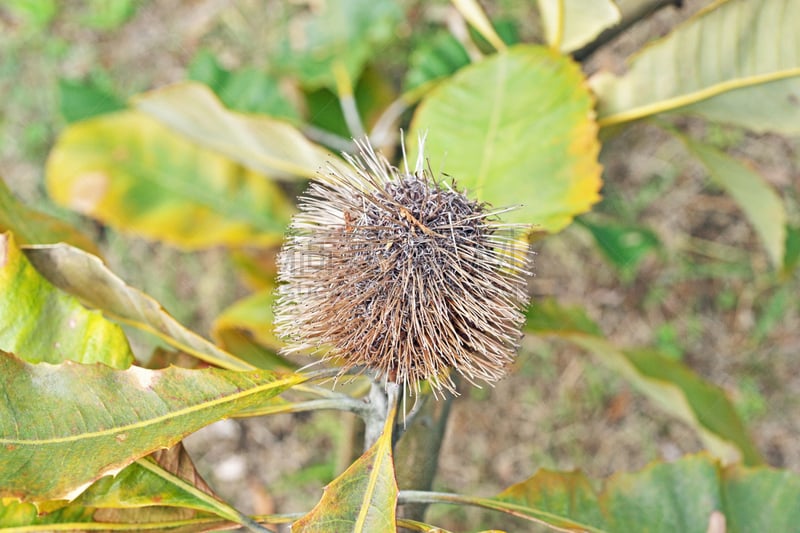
572 0 684 62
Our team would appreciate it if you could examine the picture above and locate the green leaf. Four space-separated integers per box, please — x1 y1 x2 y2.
0 178 99 254
577 217 661 279
59 78 126 123
273 0 404 90
409 44 601 233
3 0 57 29
133 82 343 181
187 49 229 93
217 68 300 121
678 77 800 136
293 389 398 532
411 455 800 532
676 134 787 267
592 0 800 128
23 243 254 371
80 0 137 30
536 0 621 53
782 224 800 277
46 109 294 249
404 32 470 91
525 299 762 465
0 233 133 368
0 350 303 502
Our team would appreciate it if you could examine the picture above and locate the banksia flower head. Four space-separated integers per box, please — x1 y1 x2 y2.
274 137 530 396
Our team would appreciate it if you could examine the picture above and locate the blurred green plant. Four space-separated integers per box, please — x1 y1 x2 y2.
2 0 800 531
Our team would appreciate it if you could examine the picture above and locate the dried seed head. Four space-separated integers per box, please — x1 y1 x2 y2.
274 138 531 395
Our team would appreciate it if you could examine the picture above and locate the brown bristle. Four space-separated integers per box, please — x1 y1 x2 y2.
274 138 531 396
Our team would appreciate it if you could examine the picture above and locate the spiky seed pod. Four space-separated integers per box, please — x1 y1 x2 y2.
274 138 531 395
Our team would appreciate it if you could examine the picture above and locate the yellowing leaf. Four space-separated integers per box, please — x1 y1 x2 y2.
591 0 800 127
410 44 602 233
23 243 253 371
293 388 398 532
133 82 345 180
0 351 303 502
537 0 621 53
46 110 294 249
0 232 133 368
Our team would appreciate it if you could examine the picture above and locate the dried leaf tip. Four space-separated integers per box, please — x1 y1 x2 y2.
275 137 531 395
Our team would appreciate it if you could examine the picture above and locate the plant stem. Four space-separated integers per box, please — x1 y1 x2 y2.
572 0 684 61
395 393 453 522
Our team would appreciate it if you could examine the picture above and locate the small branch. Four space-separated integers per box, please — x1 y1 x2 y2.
572 0 684 62
362 379 391 450
233 397 370 418
333 61 366 140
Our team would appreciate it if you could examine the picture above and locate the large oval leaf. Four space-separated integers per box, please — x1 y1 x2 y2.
0 232 133 368
46 110 294 249
0 351 303 501
22 243 254 371
410 44 601 233
591 0 800 129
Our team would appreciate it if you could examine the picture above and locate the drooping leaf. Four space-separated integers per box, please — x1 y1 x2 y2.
450 0 506 52
272 0 404 90
133 82 343 181
293 388 398 532
0 178 99 254
59 78 125 123
478 454 800 532
525 299 762 465
0 233 133 368
410 44 602 233
675 133 787 267
212 289 295 370
591 0 800 128
536 0 621 53
678 77 800 136
23 243 254 371
46 110 293 249
0 350 303 501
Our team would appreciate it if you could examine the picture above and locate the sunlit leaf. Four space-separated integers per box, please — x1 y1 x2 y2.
537 0 621 53
410 44 602 232
23 243 254 371
0 233 133 368
272 0 403 90
678 77 800 136
133 82 343 181
591 0 800 128
0 350 303 501
293 389 398 532
525 299 762 465
676 134 787 267
47 110 293 249
0 178 98 254
451 0 506 52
